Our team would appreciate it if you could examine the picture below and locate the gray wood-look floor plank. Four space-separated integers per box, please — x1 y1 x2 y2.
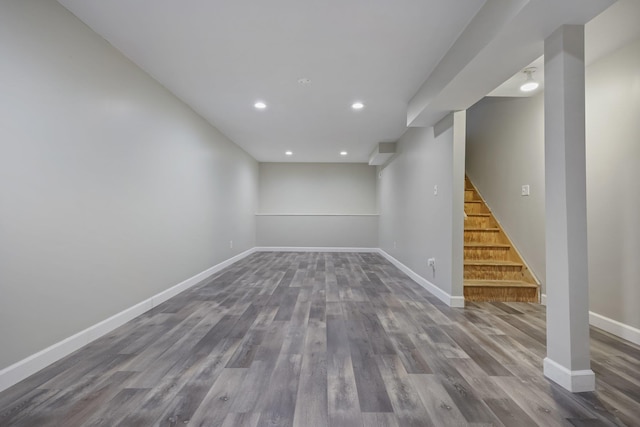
361 412 401 427
226 329 266 368
0 251 638 426
448 358 511 401
346 318 395 413
376 354 435 427
155 346 242 426
483 397 539 427
409 374 469 427
184 367 248 427
228 361 271 414
326 317 350 358
84 388 150 426
388 333 433 374
591 380 639 426
441 324 513 377
292 352 328 427
221 412 260 427
0 389 62 427
256 353 302 427
327 354 362 427
47 370 136 427
18 356 135 423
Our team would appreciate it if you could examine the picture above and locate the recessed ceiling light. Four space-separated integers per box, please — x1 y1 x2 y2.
254 101 267 109
285 151 293 156
340 151 348 156
351 102 364 110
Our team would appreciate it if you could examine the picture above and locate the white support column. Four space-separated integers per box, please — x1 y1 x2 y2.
543 25 594 392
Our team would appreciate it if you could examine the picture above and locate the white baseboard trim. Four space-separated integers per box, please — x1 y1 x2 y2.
589 311 640 346
539 293 639 345
0 247 256 394
255 246 378 253
449 296 466 308
377 249 464 308
543 357 595 392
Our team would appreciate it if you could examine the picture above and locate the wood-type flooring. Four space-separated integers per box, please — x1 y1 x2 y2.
1 252 639 426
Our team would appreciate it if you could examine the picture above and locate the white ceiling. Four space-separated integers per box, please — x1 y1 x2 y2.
57 0 621 163
488 56 544 98
487 0 640 98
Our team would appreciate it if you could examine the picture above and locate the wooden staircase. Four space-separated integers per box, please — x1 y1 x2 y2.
464 177 540 302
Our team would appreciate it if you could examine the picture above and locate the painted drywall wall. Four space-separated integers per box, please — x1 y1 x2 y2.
258 163 377 214
378 123 460 297
466 95 546 291
0 1 258 370
586 38 640 330
256 216 378 248
257 163 378 247
465 37 640 330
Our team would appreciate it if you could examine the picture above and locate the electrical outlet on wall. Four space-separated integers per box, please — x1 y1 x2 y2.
521 185 530 196
433 185 438 196
427 258 435 267
230 240 233 249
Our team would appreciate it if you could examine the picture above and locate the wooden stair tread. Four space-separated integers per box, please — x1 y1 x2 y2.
464 280 538 289
463 175 541 303
464 260 523 267
464 243 511 248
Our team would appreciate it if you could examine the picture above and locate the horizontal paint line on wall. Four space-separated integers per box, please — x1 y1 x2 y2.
255 213 379 216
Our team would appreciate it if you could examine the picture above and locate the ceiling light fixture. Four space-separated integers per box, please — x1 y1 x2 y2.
351 102 364 110
340 151 348 156
285 151 293 156
520 68 539 92
254 101 267 109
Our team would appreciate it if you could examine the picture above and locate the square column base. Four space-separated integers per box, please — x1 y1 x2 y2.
543 357 595 392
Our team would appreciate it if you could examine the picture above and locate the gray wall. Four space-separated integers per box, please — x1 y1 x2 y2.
378 124 460 297
466 95 546 291
257 163 378 247
259 163 377 214
0 1 258 369
586 38 640 330
465 37 640 329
